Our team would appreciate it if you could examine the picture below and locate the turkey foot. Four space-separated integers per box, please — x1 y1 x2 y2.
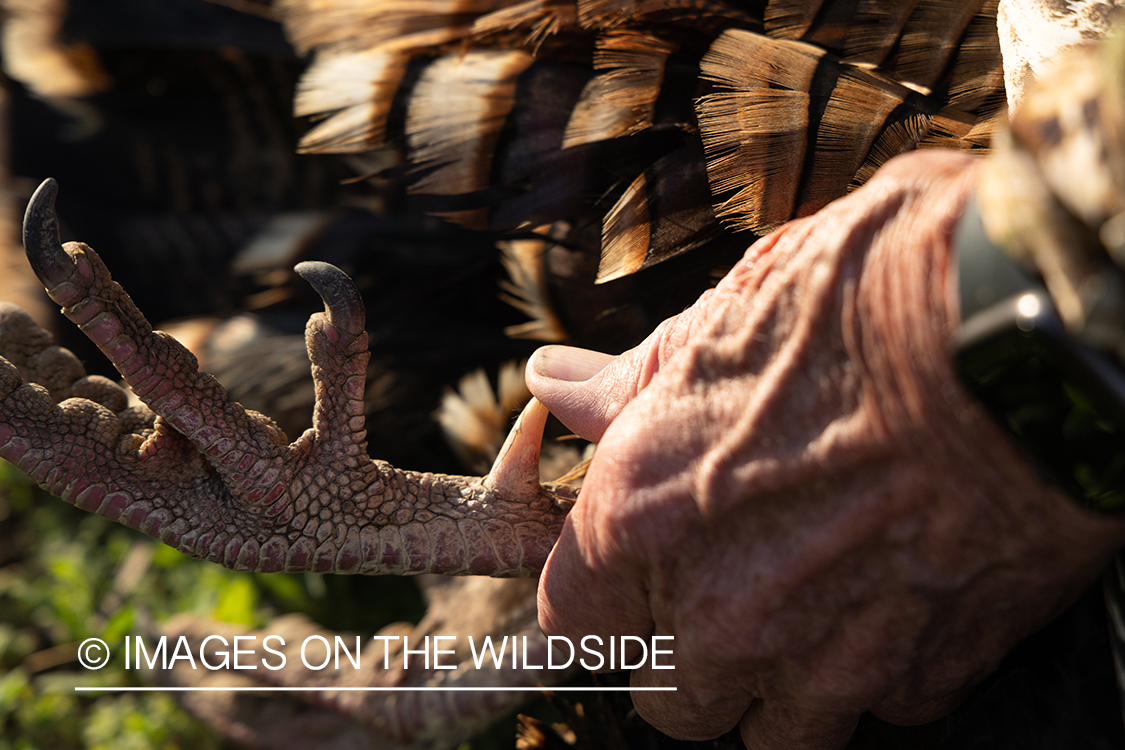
0 178 568 576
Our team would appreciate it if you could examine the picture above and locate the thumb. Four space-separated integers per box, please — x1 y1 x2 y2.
526 302 703 442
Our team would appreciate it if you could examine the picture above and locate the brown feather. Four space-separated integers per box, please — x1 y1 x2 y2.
698 30 822 233
598 142 724 281
294 49 408 153
577 0 759 30
881 0 988 90
820 1 920 64
763 0 827 41
437 362 531 474
2 0 112 99
276 0 524 54
499 234 569 342
470 0 580 50
803 70 925 214
698 27 991 234
850 113 933 188
562 31 677 148
599 172 652 280
765 0 998 94
280 0 1003 276
942 0 1005 115
405 50 535 201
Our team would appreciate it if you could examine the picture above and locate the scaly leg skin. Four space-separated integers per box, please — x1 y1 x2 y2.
0 178 570 576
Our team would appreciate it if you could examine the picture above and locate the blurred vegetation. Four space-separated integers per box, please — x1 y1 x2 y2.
1 460 223 749
0 458 601 750
0 459 525 749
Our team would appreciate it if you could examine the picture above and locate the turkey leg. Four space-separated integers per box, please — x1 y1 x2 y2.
0 178 569 577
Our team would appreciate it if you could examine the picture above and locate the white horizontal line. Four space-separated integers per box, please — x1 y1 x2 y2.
74 686 675 693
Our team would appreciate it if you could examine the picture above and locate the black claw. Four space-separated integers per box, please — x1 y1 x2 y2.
294 261 366 336
22 178 74 287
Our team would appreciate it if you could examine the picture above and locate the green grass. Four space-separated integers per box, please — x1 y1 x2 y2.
0 461 220 749
0 460 433 749
3 439 628 750
0 460 602 749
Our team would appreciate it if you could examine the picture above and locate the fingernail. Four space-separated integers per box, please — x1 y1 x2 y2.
531 346 615 382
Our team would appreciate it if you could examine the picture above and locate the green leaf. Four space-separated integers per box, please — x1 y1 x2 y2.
212 575 258 626
102 606 134 644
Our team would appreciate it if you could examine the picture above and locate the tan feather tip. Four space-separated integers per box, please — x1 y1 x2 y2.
596 175 650 283
437 361 532 473
498 237 568 342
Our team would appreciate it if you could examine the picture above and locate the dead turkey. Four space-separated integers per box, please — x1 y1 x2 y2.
1 1 1124 750
7 0 1011 351
266 0 1007 352
276 0 1002 264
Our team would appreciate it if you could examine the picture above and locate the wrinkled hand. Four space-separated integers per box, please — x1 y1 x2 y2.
527 150 1125 748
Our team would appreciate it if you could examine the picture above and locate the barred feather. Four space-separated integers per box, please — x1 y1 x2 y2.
280 0 1004 276
562 30 677 147
405 48 535 228
697 28 994 233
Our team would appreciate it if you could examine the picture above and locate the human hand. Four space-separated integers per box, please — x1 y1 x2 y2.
527 149 1125 748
